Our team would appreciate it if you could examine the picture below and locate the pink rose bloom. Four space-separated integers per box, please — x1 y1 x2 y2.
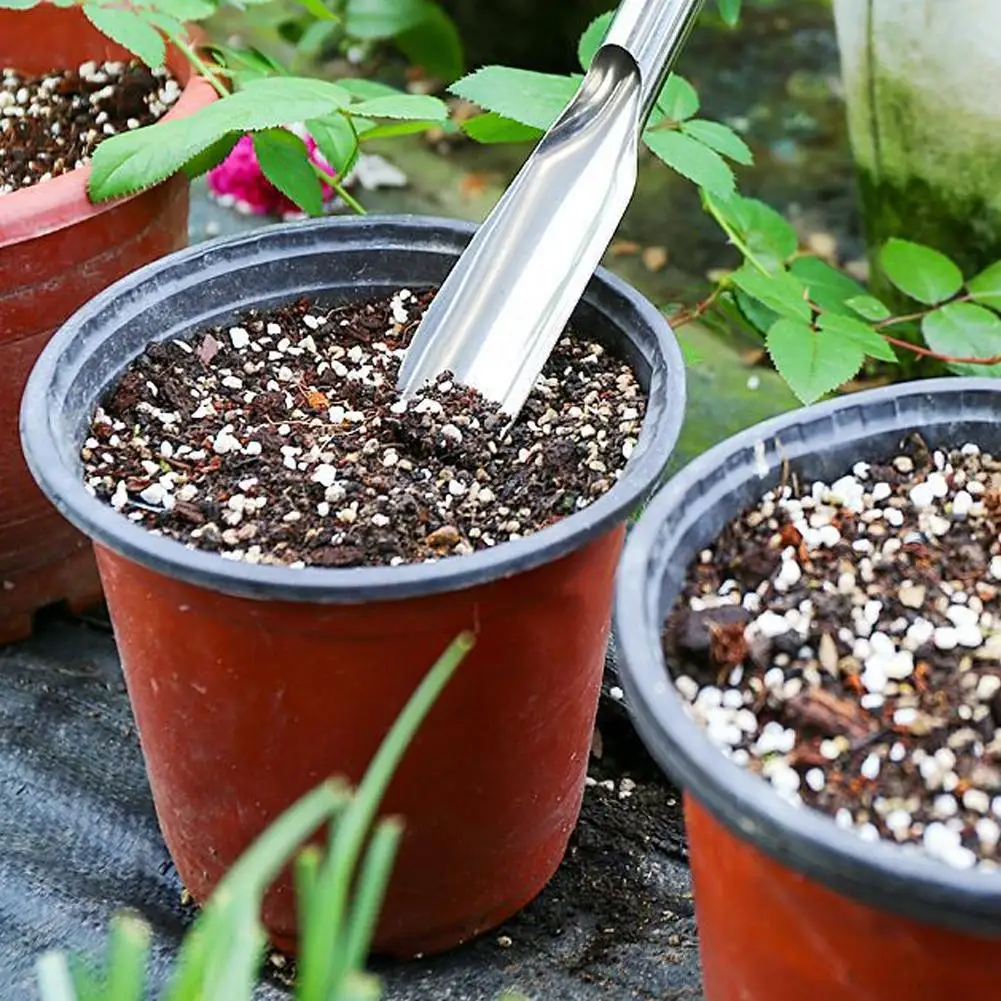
206 131 338 217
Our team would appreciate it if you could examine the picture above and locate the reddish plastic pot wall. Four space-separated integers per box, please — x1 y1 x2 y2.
20 216 686 956
95 529 624 955
615 380 1001 999
0 5 216 643
686 799 1001 1000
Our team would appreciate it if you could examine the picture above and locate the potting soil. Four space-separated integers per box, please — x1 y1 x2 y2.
0 60 179 195
83 290 646 568
665 434 1001 872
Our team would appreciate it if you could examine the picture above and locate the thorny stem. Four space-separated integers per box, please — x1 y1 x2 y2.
310 162 367 215
667 285 724 328
879 334 1001 367
173 35 229 98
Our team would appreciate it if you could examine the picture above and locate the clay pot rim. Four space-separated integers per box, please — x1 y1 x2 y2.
0 18 217 249
615 377 1001 935
20 214 686 603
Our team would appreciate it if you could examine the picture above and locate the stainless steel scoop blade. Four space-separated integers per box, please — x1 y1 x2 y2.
396 0 704 420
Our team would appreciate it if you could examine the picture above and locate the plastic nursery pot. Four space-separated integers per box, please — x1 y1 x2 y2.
19 215 685 957
0 4 216 644
615 378 1001 1001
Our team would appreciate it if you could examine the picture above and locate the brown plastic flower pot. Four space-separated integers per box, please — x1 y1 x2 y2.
19 216 686 957
0 4 216 644
615 379 1001 1000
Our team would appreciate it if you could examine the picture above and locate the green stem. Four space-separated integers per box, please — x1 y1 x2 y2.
174 35 228 98
704 194 771 275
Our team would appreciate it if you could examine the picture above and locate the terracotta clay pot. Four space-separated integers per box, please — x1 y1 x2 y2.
615 379 1001 1000
20 216 686 957
0 4 216 643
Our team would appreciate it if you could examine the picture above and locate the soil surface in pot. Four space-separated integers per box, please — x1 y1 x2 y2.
664 434 1001 873
0 60 179 195
83 290 646 568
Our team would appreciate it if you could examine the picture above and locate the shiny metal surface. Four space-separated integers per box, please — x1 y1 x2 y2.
397 0 703 420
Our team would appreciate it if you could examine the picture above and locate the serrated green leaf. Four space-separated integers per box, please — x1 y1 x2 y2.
730 266 811 321
733 288 778 336
296 19 338 56
450 67 578 132
967 260 1001 310
921 302 1001 376
0 0 42 9
680 119 753 165
717 0 741 25
880 238 963 305
348 93 446 121
83 6 166 67
358 118 441 140
89 79 351 201
159 0 215 20
394 3 463 80
345 0 428 38
578 11 613 70
307 113 357 175
767 318 864 404
204 43 286 83
655 74 699 121
790 257 868 315
337 78 399 100
708 193 797 273
181 131 240 179
845 294 891 322
643 130 734 200
818 313 897 363
253 129 324 216
461 112 542 144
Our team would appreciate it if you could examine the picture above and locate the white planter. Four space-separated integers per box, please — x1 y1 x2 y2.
833 0 1001 278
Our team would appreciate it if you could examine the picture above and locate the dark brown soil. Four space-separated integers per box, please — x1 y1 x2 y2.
0 60 179 194
82 290 646 569
665 435 1001 872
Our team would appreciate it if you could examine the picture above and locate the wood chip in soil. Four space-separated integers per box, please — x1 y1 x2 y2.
82 289 646 569
664 436 1001 873
0 60 179 195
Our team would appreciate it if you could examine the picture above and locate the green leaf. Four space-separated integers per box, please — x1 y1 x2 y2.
767 319 864 404
292 0 337 20
348 93 447 121
790 257 868 315
83 6 166 67
0 0 42 9
818 313 897 363
296 19 338 56
450 67 578 132
708 193 797 273
967 260 1001 310
252 128 324 216
578 11 613 70
880 238 964 305
204 43 286 83
921 302 1001 376
337 78 400 99
345 0 428 38
160 0 216 20
308 112 359 175
181 131 240 179
89 78 351 201
655 74 699 122
845 294 892 322
681 119 753 165
643 130 734 200
729 266 811 321
461 112 542 144
732 289 777 336
358 118 441 140
394 4 464 80
717 0 741 25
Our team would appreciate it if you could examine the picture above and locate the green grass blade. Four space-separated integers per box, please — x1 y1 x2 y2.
340 818 403 973
102 915 150 1001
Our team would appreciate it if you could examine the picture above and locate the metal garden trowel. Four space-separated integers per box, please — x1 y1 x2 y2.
397 0 704 421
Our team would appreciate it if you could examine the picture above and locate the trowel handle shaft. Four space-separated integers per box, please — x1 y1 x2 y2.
603 0 704 121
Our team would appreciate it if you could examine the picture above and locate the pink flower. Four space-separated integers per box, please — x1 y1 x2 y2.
206 131 338 216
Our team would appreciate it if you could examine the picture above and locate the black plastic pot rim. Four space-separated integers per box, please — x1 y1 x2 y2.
615 377 1001 935
20 214 686 605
